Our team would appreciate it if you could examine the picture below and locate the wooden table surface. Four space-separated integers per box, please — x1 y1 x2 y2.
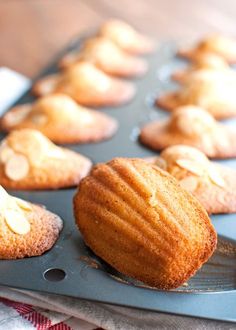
1 0 236 78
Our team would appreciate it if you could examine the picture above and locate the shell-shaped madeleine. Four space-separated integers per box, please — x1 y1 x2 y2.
1 94 118 144
149 145 236 214
0 129 92 190
172 53 229 84
74 158 217 290
99 19 155 55
59 37 148 78
178 35 236 63
157 69 236 120
140 105 236 159
32 62 136 107
0 186 63 259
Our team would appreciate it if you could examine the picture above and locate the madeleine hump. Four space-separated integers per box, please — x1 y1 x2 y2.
74 157 217 290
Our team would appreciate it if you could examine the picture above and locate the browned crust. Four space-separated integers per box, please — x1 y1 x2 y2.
140 120 236 159
73 157 217 290
32 74 136 107
0 149 92 190
0 203 63 259
0 105 118 144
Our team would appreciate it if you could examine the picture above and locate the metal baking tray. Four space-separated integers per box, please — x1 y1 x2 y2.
0 34 236 323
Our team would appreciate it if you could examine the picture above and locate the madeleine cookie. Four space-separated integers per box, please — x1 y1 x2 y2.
178 35 236 63
99 19 155 55
172 53 229 83
59 37 148 78
0 186 62 259
1 94 118 144
149 145 236 214
74 157 216 289
157 70 236 120
32 62 135 107
140 106 236 158
0 129 92 190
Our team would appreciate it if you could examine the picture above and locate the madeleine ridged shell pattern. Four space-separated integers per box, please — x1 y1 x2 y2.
74 158 217 290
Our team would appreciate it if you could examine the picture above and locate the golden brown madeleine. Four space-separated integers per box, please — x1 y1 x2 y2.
0 129 92 190
99 19 155 55
148 145 236 214
178 35 236 63
172 53 229 84
0 186 63 259
1 94 118 144
140 106 236 158
32 62 136 107
59 37 148 78
74 157 217 290
157 70 236 120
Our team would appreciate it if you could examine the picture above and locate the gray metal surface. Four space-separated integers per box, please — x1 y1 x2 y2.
0 37 236 323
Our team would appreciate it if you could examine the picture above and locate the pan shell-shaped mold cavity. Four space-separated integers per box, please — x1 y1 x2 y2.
74 158 217 290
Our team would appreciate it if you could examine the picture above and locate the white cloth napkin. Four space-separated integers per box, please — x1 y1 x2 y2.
0 68 235 330
0 67 30 116
0 286 235 330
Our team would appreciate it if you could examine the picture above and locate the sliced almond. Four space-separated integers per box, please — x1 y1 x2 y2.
49 147 66 159
5 154 29 181
161 145 208 165
154 157 167 170
0 187 21 212
208 168 225 188
13 197 32 212
179 176 198 192
4 209 30 235
0 186 10 210
0 146 14 164
176 159 204 176
6 131 49 167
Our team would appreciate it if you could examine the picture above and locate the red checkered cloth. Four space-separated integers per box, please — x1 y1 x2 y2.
0 297 100 330
0 287 234 330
